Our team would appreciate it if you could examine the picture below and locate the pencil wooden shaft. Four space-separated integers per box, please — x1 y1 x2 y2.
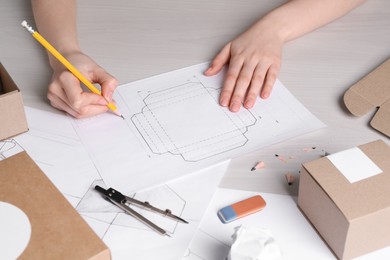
31 32 118 113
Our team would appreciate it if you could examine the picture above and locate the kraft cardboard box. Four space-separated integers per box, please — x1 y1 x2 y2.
0 62 29 140
344 58 390 137
0 151 111 260
298 139 390 259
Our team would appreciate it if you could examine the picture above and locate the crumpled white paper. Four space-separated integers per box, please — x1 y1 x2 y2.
227 226 282 260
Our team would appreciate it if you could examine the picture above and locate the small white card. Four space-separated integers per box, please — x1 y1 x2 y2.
327 147 382 183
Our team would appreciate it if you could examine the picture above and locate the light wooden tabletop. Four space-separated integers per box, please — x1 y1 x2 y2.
1 0 389 196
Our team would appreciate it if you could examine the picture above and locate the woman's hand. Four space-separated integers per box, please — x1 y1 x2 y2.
205 23 283 112
204 0 367 113
47 51 118 118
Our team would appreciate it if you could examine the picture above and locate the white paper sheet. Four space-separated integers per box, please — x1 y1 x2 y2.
81 162 229 260
13 108 100 201
184 188 390 260
72 63 325 192
184 188 334 260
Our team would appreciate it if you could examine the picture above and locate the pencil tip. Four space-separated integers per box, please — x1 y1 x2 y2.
250 167 256 171
120 115 125 120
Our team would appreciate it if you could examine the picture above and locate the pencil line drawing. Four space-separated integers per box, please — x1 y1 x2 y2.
72 63 324 192
0 139 24 160
12 107 230 259
77 179 188 237
129 79 257 162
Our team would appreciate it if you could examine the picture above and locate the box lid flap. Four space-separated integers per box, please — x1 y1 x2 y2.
344 58 390 137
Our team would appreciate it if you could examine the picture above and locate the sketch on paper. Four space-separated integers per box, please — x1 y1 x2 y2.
130 78 256 162
69 62 325 192
77 179 187 236
0 139 24 160
12 107 230 259
76 163 228 260
0 139 23 160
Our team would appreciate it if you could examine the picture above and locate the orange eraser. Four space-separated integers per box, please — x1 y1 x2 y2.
217 195 266 223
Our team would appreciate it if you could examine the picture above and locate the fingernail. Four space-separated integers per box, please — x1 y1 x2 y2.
262 92 269 99
230 102 240 112
204 67 212 74
244 100 254 109
220 97 228 107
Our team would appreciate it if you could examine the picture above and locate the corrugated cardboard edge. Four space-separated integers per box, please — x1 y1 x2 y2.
343 58 390 137
0 63 29 140
0 152 111 260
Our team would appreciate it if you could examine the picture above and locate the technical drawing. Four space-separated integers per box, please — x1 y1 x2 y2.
0 139 24 160
131 80 257 162
77 179 187 236
13 106 230 260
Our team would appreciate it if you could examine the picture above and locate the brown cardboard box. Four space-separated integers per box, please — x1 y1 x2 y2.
298 139 390 259
0 151 111 259
0 62 29 140
344 58 390 137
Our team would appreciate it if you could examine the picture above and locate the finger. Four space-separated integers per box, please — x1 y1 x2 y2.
204 43 231 76
48 80 106 117
48 88 109 118
47 91 80 118
232 61 257 111
219 57 244 109
261 64 280 99
92 67 118 102
47 77 81 115
75 104 109 118
244 64 267 109
57 71 107 111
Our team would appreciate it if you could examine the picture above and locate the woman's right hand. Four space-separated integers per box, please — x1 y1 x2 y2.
47 50 118 118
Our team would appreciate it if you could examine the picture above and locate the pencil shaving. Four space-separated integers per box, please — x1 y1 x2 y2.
278 155 287 163
285 173 295 185
303 147 316 153
251 161 265 171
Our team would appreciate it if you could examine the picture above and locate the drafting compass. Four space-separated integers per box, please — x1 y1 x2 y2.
95 185 188 236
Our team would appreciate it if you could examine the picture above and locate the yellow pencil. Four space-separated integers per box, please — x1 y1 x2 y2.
21 20 124 119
